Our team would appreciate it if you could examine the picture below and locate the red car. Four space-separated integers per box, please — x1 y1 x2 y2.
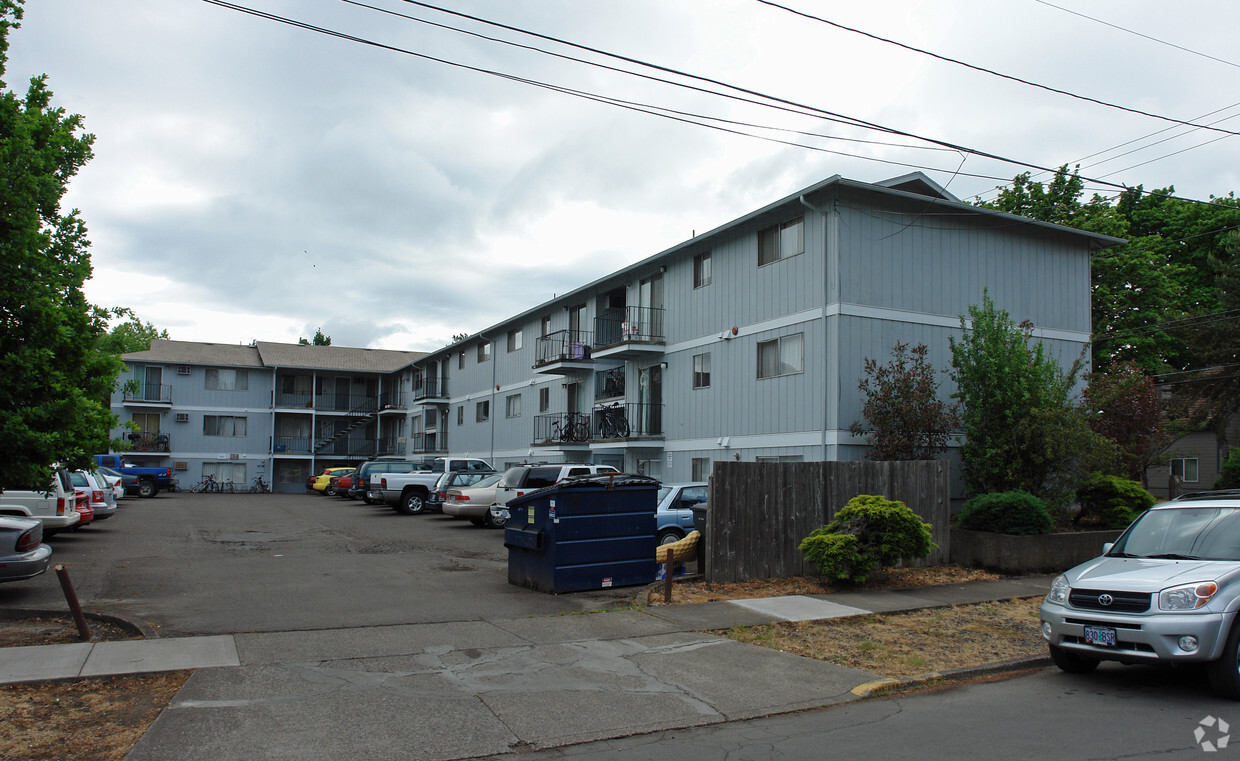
328 471 356 498
72 488 94 528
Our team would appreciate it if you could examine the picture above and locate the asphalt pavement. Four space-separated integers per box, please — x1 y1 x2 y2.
0 575 1055 761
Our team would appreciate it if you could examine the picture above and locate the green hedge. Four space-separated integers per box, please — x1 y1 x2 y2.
799 494 936 584
1075 473 1154 530
957 490 1054 535
1216 446 1240 490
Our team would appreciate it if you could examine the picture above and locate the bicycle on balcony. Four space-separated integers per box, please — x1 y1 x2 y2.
551 415 589 443
596 402 630 439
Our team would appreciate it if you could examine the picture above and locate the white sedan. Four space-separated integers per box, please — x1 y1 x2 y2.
442 473 505 528
0 515 52 583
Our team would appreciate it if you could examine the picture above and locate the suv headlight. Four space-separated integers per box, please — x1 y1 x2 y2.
1159 582 1219 611
1046 575 1070 605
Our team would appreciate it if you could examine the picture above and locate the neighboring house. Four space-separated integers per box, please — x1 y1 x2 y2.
405 171 1124 490
1145 414 1240 500
112 340 425 492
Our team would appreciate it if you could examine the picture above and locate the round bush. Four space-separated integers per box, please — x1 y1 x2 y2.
957 490 1053 535
799 494 936 584
1074 473 1155 529
1216 446 1240 490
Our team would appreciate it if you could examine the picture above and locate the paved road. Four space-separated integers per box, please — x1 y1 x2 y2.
0 492 637 636
475 666 1238 760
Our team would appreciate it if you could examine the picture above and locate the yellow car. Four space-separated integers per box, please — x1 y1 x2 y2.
310 467 354 495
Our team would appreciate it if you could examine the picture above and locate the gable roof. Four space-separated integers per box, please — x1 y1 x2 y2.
122 339 425 374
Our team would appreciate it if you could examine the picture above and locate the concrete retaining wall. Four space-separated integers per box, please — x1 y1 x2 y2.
950 528 1123 573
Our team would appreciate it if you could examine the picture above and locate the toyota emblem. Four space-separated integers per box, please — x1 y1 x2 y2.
1098 594 1114 606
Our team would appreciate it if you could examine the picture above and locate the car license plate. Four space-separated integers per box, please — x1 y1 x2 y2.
1084 625 1117 647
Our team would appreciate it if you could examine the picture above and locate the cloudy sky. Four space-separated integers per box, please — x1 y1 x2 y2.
8 0 1240 351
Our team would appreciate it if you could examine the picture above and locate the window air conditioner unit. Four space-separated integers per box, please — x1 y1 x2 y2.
175 413 190 423
177 365 191 375
174 461 189 471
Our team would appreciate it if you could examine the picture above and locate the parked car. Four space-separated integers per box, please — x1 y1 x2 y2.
326 468 356 498
311 467 354 494
427 470 498 513
0 515 52 582
92 455 173 498
70 470 118 521
1040 490 1240 698
0 467 82 536
72 488 94 527
95 466 129 500
350 458 424 503
373 457 494 514
655 483 707 545
489 464 620 525
442 473 505 527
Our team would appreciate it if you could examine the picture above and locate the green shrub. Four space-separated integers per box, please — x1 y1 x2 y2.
957 490 1053 535
1216 446 1240 490
799 494 936 584
1074 472 1155 529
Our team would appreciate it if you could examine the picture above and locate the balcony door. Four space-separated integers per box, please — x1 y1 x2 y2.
638 274 664 340
143 366 163 401
638 365 662 435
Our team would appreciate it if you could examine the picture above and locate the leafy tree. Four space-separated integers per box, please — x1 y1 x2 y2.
1083 361 1169 485
949 293 1115 508
849 341 958 461
0 0 121 489
1216 446 1240 489
451 332 469 343
298 328 331 346
96 306 168 355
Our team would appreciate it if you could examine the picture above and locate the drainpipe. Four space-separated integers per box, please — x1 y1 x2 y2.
801 193 833 464
479 335 497 466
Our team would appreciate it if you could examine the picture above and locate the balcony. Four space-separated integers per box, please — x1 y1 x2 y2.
409 431 447 454
594 367 625 401
592 307 666 360
122 383 172 406
273 436 312 455
314 438 377 459
532 412 592 448
377 436 407 456
314 393 378 413
379 391 407 411
590 402 663 442
125 431 170 452
275 392 315 409
533 330 595 375
413 378 448 403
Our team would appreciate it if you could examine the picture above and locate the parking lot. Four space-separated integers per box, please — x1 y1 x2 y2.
0 492 638 637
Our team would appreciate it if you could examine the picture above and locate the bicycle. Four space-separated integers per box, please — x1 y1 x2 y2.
249 475 270 493
190 474 220 493
551 414 589 443
222 479 236 494
597 403 630 439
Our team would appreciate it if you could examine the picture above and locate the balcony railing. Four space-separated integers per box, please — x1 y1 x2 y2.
276 392 315 409
532 412 592 445
125 431 170 452
409 431 447 454
379 390 407 410
377 436 407 456
592 402 663 439
313 393 378 412
412 378 447 401
314 438 377 458
594 367 625 401
273 436 312 454
594 306 665 348
534 330 594 366
123 383 172 404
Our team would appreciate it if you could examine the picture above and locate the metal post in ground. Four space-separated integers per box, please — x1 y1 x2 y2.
54 565 91 640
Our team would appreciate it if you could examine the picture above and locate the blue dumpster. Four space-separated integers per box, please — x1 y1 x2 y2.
505 474 658 594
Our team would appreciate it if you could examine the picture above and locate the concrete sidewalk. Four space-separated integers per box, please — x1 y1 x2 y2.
0 576 1053 761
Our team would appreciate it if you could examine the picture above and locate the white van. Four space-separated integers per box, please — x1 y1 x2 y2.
0 467 82 535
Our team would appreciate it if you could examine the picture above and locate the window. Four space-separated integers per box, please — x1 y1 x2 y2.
458 352 465 370
203 462 246 485
477 342 491 363
538 387 550 413
693 352 711 389
506 393 522 418
507 328 523 352
691 457 711 481
1171 457 1200 483
758 215 804 266
541 316 552 337
457 406 464 425
693 252 712 288
203 415 247 436
205 368 249 391
757 333 803 379
476 400 490 422
756 455 804 463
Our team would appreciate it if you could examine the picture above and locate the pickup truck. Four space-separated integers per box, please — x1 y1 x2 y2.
371 457 493 515
0 467 82 536
93 454 174 498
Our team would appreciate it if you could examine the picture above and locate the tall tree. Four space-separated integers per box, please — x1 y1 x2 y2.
1083 361 1169 485
96 306 169 355
849 341 958 461
0 0 121 489
298 328 331 346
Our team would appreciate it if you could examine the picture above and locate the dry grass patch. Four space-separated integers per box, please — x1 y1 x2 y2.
726 596 1045 679
0 671 190 761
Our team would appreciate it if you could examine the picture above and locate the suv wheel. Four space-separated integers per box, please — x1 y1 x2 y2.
1208 621 1240 698
1048 644 1099 674
138 481 157 498
484 509 506 529
396 489 426 515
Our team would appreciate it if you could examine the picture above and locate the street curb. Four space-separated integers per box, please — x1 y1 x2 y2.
850 654 1052 697
0 607 160 640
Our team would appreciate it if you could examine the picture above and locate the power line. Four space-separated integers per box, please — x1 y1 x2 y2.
1095 309 1240 344
1033 0 1240 70
755 0 1240 138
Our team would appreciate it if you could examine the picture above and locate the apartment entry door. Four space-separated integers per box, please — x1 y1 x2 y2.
638 366 662 435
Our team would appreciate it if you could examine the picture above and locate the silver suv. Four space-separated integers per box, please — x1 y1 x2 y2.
489 463 619 525
1040 490 1240 698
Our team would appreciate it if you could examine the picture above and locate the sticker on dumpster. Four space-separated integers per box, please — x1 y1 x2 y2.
602 578 613 588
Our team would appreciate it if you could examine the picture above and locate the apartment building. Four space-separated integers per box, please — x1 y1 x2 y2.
406 171 1124 488
113 341 424 492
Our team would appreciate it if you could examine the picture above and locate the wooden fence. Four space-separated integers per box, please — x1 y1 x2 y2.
703 461 950 583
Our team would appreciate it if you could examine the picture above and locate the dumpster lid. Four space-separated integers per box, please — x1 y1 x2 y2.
507 473 660 508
